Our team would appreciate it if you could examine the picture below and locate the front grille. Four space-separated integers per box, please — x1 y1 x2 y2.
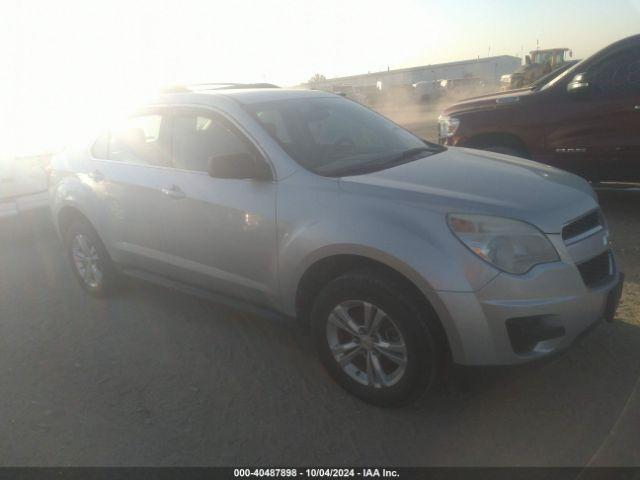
577 251 612 287
562 210 602 243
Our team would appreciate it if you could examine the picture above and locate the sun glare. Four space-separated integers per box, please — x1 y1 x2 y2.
2 0 639 157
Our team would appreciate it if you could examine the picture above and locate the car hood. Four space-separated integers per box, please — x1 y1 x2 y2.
338 147 598 233
442 88 533 115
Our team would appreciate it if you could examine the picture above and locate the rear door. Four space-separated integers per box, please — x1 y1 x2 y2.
545 47 640 181
161 106 278 306
91 108 175 274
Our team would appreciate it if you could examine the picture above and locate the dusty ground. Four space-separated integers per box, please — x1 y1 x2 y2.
0 190 638 467
376 103 443 143
602 190 640 322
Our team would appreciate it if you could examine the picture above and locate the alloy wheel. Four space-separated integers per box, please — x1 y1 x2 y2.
71 234 103 289
326 300 408 388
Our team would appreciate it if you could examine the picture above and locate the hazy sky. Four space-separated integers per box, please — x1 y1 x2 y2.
1 0 639 154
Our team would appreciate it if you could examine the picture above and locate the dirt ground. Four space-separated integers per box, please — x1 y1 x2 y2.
599 189 640 328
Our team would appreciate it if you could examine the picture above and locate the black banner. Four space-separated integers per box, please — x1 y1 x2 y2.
0 468 640 480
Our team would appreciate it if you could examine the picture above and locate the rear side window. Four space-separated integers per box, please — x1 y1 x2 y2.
108 114 170 166
171 111 256 172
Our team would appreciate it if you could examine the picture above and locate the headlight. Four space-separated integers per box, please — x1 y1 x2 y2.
438 115 460 138
448 214 559 274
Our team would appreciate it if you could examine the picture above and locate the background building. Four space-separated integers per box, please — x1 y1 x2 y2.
311 55 521 91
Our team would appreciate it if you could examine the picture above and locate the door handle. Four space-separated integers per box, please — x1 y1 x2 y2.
88 169 105 182
634 105 640 111
161 185 186 199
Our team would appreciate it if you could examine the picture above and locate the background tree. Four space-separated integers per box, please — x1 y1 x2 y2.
307 73 327 89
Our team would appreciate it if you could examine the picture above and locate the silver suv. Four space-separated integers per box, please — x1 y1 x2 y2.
49 86 623 406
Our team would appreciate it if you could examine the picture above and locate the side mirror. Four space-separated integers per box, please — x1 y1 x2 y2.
208 153 270 180
567 72 591 95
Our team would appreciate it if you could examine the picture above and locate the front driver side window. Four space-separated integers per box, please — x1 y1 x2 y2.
172 112 256 172
590 49 640 94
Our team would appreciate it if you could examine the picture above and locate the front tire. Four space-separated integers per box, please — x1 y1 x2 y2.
64 220 119 297
310 270 443 406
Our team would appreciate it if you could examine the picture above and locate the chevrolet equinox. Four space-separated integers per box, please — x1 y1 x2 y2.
49 86 623 406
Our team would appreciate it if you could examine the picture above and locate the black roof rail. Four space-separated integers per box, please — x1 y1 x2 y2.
160 83 279 94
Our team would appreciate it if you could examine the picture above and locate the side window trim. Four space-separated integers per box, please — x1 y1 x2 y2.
90 106 173 167
168 104 275 180
87 104 275 179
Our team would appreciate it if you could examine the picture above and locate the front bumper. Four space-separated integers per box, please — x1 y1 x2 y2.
435 228 622 366
0 191 49 219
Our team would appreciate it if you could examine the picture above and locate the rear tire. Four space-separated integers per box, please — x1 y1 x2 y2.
310 270 444 407
64 220 119 297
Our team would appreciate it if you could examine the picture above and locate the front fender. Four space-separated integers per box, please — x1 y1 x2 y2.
277 176 500 317
277 219 487 368
282 242 437 317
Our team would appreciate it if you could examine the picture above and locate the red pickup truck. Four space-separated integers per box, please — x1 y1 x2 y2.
438 34 640 182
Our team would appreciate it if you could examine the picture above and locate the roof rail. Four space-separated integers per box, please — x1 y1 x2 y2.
160 83 279 94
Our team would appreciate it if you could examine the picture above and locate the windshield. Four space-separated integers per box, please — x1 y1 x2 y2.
246 96 445 177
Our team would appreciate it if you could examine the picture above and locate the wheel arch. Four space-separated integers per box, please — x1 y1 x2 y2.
293 251 453 358
56 205 105 246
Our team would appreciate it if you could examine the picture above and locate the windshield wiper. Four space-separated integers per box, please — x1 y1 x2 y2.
392 146 439 162
377 145 445 169
325 146 444 177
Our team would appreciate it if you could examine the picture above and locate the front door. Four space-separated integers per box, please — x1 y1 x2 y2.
589 50 640 181
545 47 640 182
162 107 278 306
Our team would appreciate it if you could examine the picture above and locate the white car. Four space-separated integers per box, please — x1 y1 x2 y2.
0 155 50 219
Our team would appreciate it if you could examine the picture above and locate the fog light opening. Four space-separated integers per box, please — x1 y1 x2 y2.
506 315 566 355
